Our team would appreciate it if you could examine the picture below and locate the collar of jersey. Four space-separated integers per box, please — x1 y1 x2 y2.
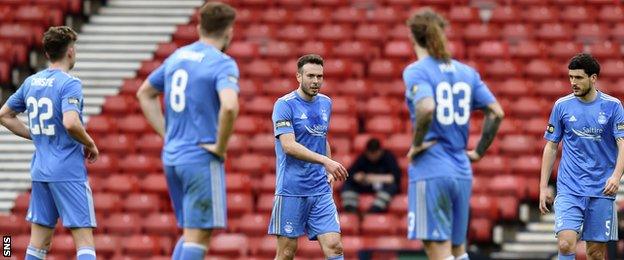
294 90 318 103
575 91 601 106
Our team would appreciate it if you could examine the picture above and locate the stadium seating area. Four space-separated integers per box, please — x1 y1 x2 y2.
0 0 82 86
5 0 624 259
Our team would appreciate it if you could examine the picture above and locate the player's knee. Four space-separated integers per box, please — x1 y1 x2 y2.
557 239 575 254
586 246 605 260
281 245 297 258
325 240 343 256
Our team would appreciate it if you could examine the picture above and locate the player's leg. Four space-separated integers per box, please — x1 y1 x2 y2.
49 181 97 259
582 198 617 260
177 158 227 259
268 195 308 259
26 182 59 260
164 165 185 260
276 236 298 260
451 178 472 260
553 194 585 259
407 178 454 260
308 194 343 259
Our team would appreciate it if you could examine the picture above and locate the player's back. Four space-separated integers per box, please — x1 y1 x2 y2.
8 68 86 182
153 42 239 165
404 57 495 180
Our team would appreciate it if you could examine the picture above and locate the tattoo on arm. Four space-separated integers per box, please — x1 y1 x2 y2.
413 111 433 146
476 108 503 156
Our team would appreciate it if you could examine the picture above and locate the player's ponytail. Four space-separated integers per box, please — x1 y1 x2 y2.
406 8 452 63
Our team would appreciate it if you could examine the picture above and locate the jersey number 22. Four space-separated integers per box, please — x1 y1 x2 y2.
27 97 55 135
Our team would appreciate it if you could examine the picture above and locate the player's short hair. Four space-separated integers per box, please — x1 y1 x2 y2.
366 138 382 152
43 26 77 62
198 1 236 37
297 54 324 72
406 8 451 62
568 53 600 77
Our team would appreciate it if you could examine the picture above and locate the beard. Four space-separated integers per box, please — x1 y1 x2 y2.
573 85 591 97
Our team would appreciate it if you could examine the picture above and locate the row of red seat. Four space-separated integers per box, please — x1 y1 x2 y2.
0 0 82 14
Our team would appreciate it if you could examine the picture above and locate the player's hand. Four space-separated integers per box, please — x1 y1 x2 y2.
466 150 482 162
324 159 348 182
539 186 554 214
603 175 620 196
406 141 437 160
200 143 226 160
84 143 99 163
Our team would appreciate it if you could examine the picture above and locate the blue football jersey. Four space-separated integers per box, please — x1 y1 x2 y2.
272 91 332 196
544 92 624 198
148 42 240 166
6 68 86 182
404 57 496 181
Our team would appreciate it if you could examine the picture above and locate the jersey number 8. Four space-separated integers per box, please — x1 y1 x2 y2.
435 82 472 126
170 69 189 112
26 97 55 136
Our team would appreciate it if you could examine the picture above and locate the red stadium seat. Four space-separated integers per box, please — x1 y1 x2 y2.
50 234 74 255
256 194 275 213
536 79 570 98
137 60 162 78
230 153 267 174
470 195 498 220
252 236 276 257
87 115 117 134
473 155 508 176
99 134 134 154
384 40 412 58
297 237 322 257
600 59 624 79
501 24 534 43
332 7 365 24
118 114 151 134
449 6 479 23
525 60 555 79
365 97 399 116
120 78 144 96
135 133 163 155
227 41 259 60
123 193 161 214
472 176 489 195
576 23 607 44
329 115 358 137
298 41 331 57
598 6 623 23
490 6 520 24
367 7 403 24
122 235 158 256
263 78 295 97
12 192 30 215
355 24 387 42
497 78 530 98
141 174 168 195
526 177 540 200
549 41 582 61
237 213 270 236
338 213 360 236
525 117 549 137
0 213 28 234
365 116 402 135
469 218 492 242
369 59 398 79
276 24 313 42
333 41 372 59
172 24 197 46
261 8 292 24
560 6 593 24
475 41 508 59
484 60 518 79
227 193 253 215
103 213 141 235
511 97 546 118
227 134 248 156
210 234 249 257
245 96 275 116
500 135 536 156
263 41 294 59
536 23 572 41
0 24 41 48
154 42 178 60
521 6 559 24
249 133 276 155
388 24 410 41
497 196 520 221
93 192 121 213
388 193 408 216
370 236 405 250
294 7 328 24
585 41 620 59
15 6 62 28
490 175 526 199
509 41 543 59
318 24 353 42
463 23 499 42
226 173 251 193
94 234 120 257
323 59 353 77
385 133 411 156
511 155 542 177
244 60 279 79
103 175 138 194
102 95 137 116
143 213 178 236
361 214 397 236
341 237 367 256
119 154 160 174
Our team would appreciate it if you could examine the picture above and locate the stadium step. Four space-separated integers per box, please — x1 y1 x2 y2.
502 242 557 253
515 232 556 243
0 0 203 213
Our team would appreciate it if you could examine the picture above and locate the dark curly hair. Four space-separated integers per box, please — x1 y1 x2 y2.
568 53 600 77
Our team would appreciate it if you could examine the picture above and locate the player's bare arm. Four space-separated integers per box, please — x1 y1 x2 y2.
604 137 624 196
278 133 347 181
0 104 31 140
407 96 436 159
539 140 559 214
468 102 504 161
136 81 165 137
63 110 98 163
203 88 239 159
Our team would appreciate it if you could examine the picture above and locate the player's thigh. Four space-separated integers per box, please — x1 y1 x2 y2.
268 195 308 238
451 178 472 246
48 181 96 228
582 197 617 242
306 194 340 240
177 159 227 229
554 193 585 236
164 165 184 227
407 178 453 242
27 182 59 228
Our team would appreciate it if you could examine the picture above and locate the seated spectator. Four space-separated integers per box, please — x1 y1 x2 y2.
341 138 401 213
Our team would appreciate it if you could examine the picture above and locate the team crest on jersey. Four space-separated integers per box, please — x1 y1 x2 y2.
598 112 607 125
411 85 418 94
321 108 328 122
546 124 555 133
275 120 292 129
